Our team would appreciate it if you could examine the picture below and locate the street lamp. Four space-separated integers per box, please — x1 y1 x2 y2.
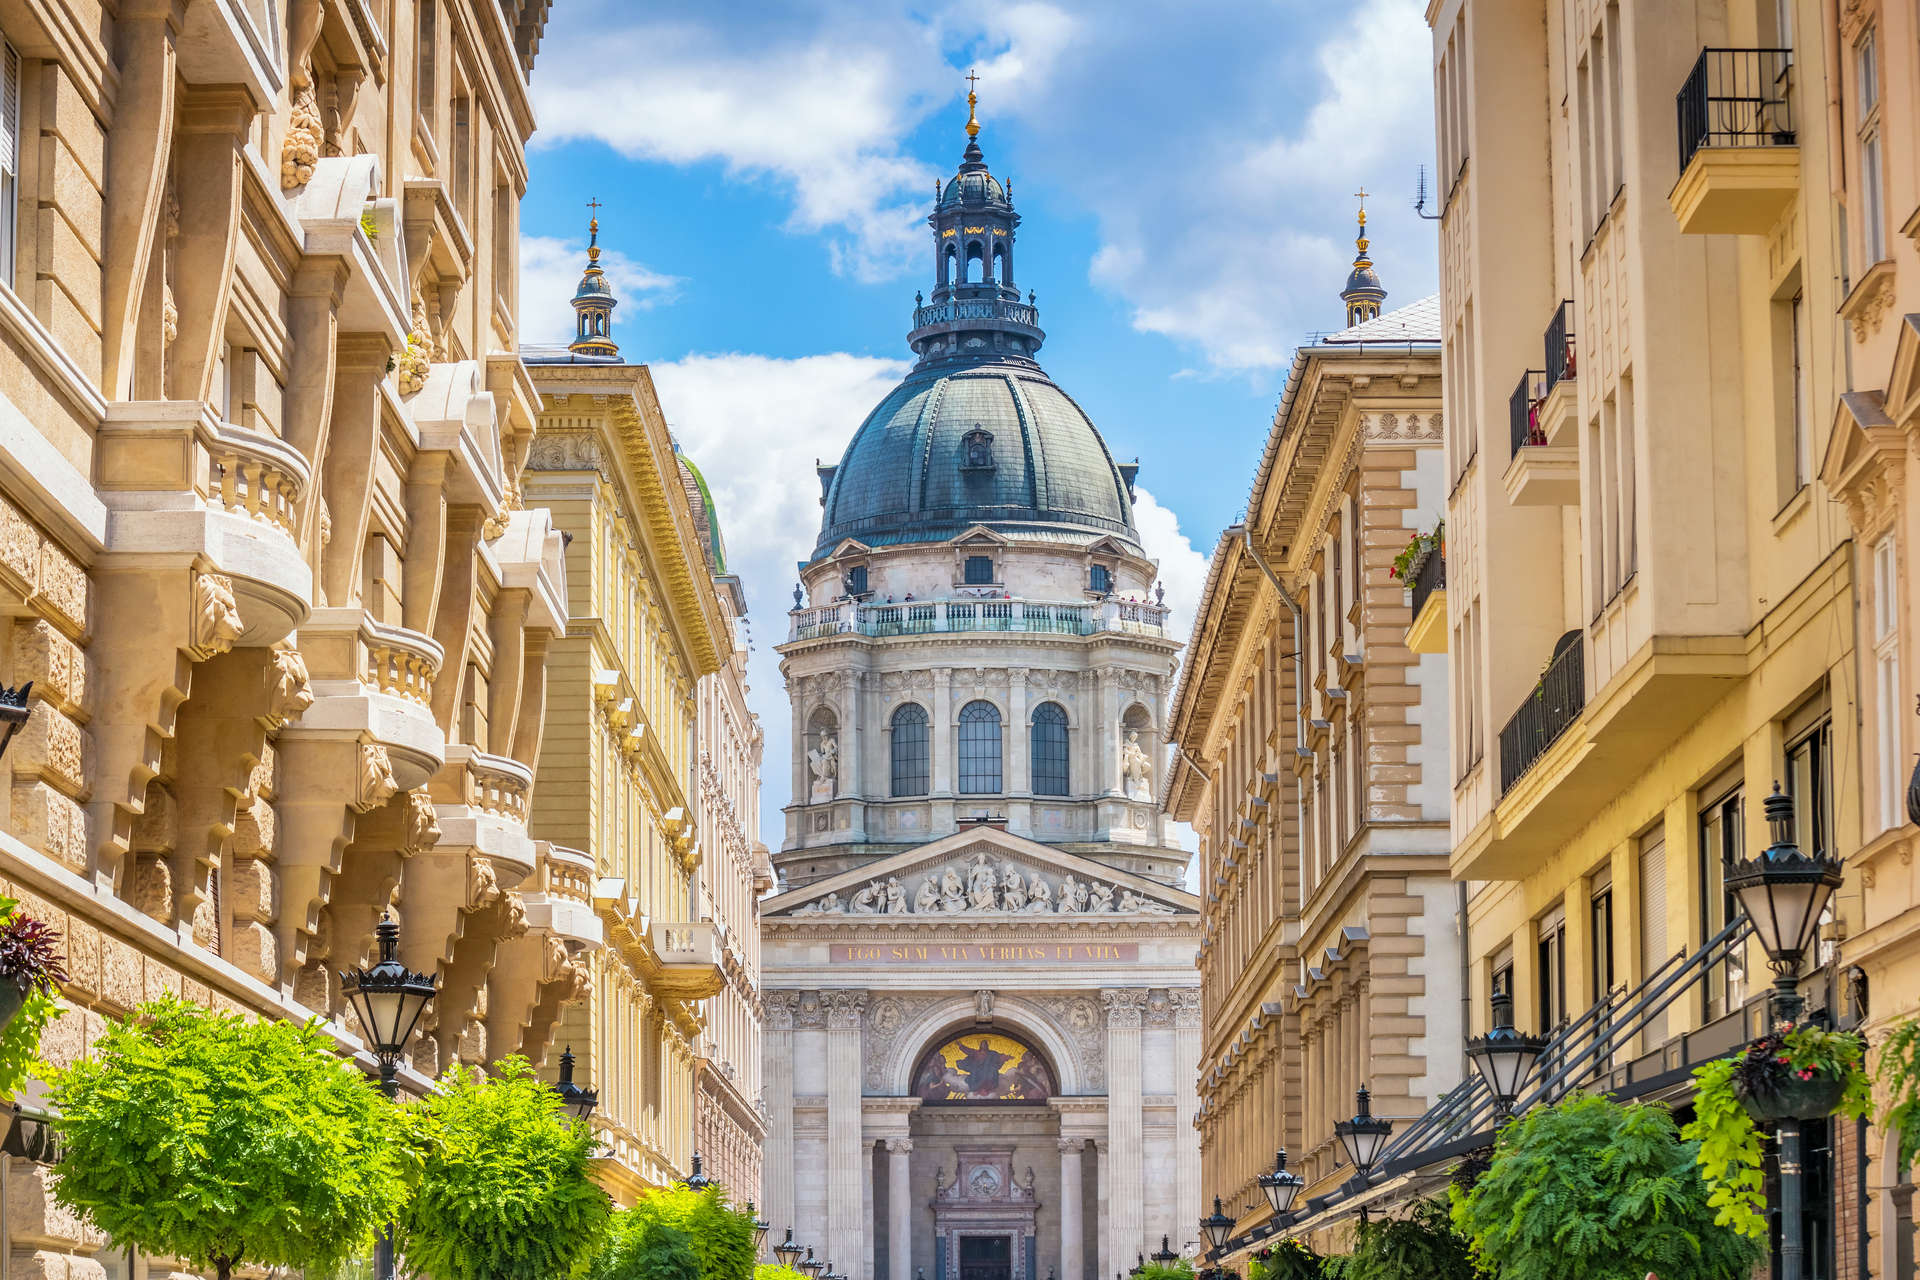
339 914 437 1280
1725 784 1846 1280
1726 784 1844 1026
1257 1149 1304 1218
0 682 30 760
1334 1085 1392 1226
774 1228 802 1271
1199 1198 1235 1252
1151 1235 1180 1265
684 1151 714 1191
799 1247 824 1280
747 1204 771 1259
552 1045 598 1120
1464 989 1549 1119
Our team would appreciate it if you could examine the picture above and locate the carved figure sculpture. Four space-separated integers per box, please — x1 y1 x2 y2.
1122 730 1154 801
1057 874 1081 914
1001 866 1027 912
885 877 909 914
915 876 942 913
1026 875 1053 913
801 891 845 915
967 853 999 910
941 867 967 913
851 881 881 914
1118 888 1175 915
1089 882 1114 913
808 733 838 803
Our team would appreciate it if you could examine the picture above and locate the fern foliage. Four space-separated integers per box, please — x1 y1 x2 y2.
1877 1017 1920 1174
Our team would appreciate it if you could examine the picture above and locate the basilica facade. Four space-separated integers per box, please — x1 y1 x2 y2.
760 93 1202 1280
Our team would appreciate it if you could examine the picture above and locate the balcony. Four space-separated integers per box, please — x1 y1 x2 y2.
1497 631 1586 794
1671 48 1800 235
1404 551 1446 655
521 842 603 948
96 403 313 646
1535 300 1579 445
293 607 446 788
647 921 725 1000
786 596 1172 643
1504 370 1579 506
428 746 537 880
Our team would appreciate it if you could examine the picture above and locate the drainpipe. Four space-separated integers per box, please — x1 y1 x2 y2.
1224 524 1310 761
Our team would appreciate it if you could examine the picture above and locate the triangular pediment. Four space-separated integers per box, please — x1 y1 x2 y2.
1822 389 1904 498
763 826 1199 921
1887 312 1920 423
948 525 1011 548
823 538 875 562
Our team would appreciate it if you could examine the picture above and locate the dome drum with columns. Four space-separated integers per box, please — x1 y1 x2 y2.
763 85 1200 1280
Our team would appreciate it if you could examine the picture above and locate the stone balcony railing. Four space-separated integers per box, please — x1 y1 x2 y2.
361 617 442 704
649 920 725 1000
461 749 531 821
203 417 309 536
787 595 1172 643
297 607 447 789
521 842 603 949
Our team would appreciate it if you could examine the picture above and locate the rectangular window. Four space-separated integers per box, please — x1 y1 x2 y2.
1090 564 1111 594
0 42 17 289
416 0 437 121
1857 30 1885 263
1786 710 1833 858
964 555 995 585
1537 906 1568 1031
1698 779 1744 1020
1639 833 1668 1041
1874 536 1903 831
846 565 867 596
1789 292 1810 492
1590 882 1615 1001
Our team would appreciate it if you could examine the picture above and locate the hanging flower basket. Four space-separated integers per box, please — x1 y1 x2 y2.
0 972 29 1035
1735 1067 1847 1123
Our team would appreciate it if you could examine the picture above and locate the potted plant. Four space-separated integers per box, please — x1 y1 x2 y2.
1683 1023 1870 1238
1387 522 1445 596
0 896 66 1097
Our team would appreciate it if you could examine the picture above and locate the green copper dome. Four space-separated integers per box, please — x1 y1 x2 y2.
812 356 1140 562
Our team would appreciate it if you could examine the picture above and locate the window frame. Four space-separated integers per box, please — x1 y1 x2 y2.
964 555 996 586
1029 701 1069 797
957 700 1003 795
1855 28 1885 264
890 702 930 798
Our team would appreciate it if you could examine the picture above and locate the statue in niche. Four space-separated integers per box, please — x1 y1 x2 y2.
1089 881 1114 913
961 426 995 470
915 876 942 914
1121 730 1154 801
1025 875 1053 913
967 853 999 910
1001 866 1027 912
1057 873 1082 914
850 881 882 914
808 733 838 803
940 867 968 914
884 877 909 914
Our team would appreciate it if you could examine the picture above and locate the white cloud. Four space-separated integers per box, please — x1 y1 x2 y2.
647 351 911 840
1130 486 1209 648
518 234 682 347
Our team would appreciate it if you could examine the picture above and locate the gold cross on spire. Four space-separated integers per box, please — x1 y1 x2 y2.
965 69 981 139
585 197 603 262
1353 186 1369 225
587 196 603 215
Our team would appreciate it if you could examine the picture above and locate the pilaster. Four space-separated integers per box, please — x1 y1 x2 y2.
825 989 869 1280
1103 987 1147 1276
764 991 799 1232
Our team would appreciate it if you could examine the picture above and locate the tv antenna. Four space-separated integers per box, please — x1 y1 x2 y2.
1413 164 1443 221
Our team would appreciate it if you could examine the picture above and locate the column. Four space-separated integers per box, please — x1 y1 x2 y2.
888 1138 913 1280
826 991 869 1280
1058 1137 1084 1280
1093 1138 1110 1280
1103 989 1146 1277
764 993 798 1233
1172 991 1202 1236
863 1139 877 1280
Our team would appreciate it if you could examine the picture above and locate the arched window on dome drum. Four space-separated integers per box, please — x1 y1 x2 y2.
891 703 929 797
1031 702 1069 796
958 701 1002 794
966 241 984 283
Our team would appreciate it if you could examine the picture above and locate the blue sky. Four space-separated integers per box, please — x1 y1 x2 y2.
516 0 1438 843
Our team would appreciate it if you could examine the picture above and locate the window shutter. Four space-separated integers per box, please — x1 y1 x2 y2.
0 41 18 287
1639 836 1668 1040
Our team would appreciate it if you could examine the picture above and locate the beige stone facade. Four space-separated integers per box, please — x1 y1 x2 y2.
0 0 605 1274
1166 290 1457 1255
521 358 733 1203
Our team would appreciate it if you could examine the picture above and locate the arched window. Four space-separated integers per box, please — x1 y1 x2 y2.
1031 703 1069 796
966 242 984 283
958 701 1002 794
891 703 929 797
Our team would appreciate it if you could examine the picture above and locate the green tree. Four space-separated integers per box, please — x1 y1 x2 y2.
397 1057 611 1280
1451 1091 1765 1280
1346 1198 1480 1280
48 997 409 1280
591 1219 703 1280
1139 1261 1194 1280
753 1265 810 1280
1250 1238 1324 1280
610 1184 757 1280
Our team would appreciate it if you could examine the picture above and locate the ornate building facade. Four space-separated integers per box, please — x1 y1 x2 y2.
682 450 773 1203
523 288 735 1202
1166 236 1455 1256
761 98 1202 1280
0 0 598 1274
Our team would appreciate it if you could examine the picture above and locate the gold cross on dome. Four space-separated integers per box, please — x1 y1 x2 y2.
587 196 603 215
966 69 980 94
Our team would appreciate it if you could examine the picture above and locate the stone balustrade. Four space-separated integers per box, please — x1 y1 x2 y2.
362 618 442 704
463 749 532 820
788 595 1172 643
203 417 309 535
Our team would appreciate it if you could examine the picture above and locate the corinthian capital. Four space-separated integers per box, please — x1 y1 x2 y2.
1101 987 1150 1028
764 990 800 1030
823 988 869 1030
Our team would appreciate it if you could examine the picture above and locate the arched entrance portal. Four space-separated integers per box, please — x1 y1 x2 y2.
869 1023 1097 1280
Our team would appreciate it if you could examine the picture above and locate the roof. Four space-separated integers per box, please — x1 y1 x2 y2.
1321 293 1441 345
520 343 623 365
811 355 1142 562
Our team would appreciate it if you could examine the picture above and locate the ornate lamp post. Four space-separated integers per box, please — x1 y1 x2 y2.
747 1205 771 1259
552 1045 598 1120
1334 1085 1392 1225
684 1152 714 1191
0 682 30 760
1725 784 1846 1280
799 1247 825 1280
1151 1235 1180 1266
340 914 437 1280
1464 989 1549 1120
1257 1148 1304 1220
774 1228 803 1271
1199 1198 1235 1255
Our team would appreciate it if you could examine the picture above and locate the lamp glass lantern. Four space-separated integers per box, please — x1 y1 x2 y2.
1199 1197 1235 1251
799 1248 824 1279
748 1205 770 1257
1727 785 1844 977
1334 1085 1392 1175
1464 990 1549 1108
553 1045 598 1120
1257 1149 1304 1216
1151 1235 1179 1265
773 1229 802 1270
339 914 437 1090
684 1152 714 1191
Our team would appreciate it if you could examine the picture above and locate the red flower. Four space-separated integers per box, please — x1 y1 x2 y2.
1777 1056 1791 1065
1798 1068 1816 1080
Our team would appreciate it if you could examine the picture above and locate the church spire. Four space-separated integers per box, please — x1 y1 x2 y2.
1340 189 1387 327
569 199 619 358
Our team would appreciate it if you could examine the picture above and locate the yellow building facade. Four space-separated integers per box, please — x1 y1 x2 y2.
523 321 733 1202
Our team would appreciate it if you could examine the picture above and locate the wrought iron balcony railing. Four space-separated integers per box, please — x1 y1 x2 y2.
1509 369 1547 458
1498 631 1585 793
1676 47 1796 174
1542 300 1577 395
1409 550 1445 622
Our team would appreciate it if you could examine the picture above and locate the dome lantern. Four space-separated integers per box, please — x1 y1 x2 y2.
1340 188 1387 327
569 199 619 358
